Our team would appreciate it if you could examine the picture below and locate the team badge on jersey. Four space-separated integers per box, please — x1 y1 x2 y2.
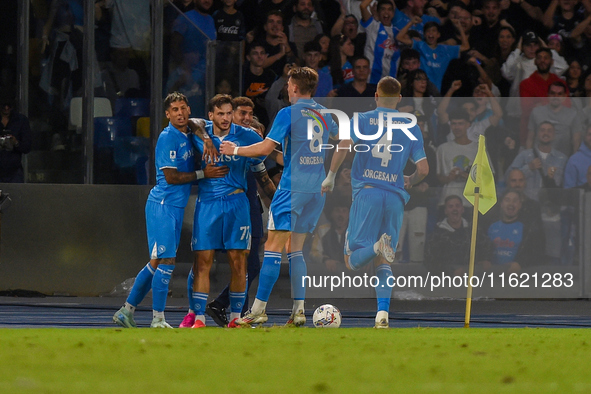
170 151 176 159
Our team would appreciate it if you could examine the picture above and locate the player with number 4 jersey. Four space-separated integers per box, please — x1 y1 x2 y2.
220 67 339 327
322 77 429 328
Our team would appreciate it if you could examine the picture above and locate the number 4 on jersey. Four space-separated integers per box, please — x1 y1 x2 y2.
371 133 392 167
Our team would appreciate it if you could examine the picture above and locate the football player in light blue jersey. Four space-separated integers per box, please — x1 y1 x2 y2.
220 67 339 327
322 77 429 328
113 92 226 329
205 98 284 327
180 94 277 328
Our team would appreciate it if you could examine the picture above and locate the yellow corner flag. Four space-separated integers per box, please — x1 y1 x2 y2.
463 135 497 215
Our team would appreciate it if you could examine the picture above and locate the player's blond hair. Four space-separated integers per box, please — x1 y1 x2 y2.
288 67 318 95
377 77 401 97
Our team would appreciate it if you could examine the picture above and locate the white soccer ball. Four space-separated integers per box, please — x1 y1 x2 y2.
312 304 342 328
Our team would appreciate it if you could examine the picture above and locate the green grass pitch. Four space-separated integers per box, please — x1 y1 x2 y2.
1 327 591 393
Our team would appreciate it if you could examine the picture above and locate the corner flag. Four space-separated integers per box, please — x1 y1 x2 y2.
463 135 496 215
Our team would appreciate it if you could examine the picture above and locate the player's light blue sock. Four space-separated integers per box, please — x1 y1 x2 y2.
126 262 155 307
187 268 195 312
192 292 208 316
255 251 283 302
350 246 378 270
288 251 307 300
152 264 174 313
229 291 246 314
375 264 393 312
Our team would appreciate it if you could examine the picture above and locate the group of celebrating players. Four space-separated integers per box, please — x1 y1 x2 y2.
113 66 428 329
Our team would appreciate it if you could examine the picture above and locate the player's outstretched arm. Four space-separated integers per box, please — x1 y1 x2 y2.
188 118 219 163
220 138 277 158
321 139 352 195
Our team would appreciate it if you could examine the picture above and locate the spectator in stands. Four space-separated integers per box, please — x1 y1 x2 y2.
257 11 298 78
470 0 503 59
249 0 290 35
243 43 277 127
424 195 492 275
213 0 246 41
436 108 478 206
397 20 469 92
331 11 367 58
542 0 590 59
564 126 591 188
172 0 195 13
102 47 142 107
360 0 401 84
397 48 440 95
441 6 475 48
170 0 216 68
0 92 32 183
565 59 584 97
499 0 543 39
502 31 568 102
509 121 568 199
439 2 470 44
328 34 355 89
398 69 440 125
485 189 544 273
520 48 570 147
505 168 543 226
482 167 544 231
330 57 376 113
570 11 591 67
526 81 581 157
317 0 341 37
302 41 332 97
438 81 503 143
312 34 331 66
479 26 517 98
105 0 151 55
288 0 324 58
546 33 565 57
393 0 441 37
502 31 568 142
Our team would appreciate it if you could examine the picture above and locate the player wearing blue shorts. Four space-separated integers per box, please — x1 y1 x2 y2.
179 94 276 328
220 67 339 327
113 92 226 328
205 97 283 327
322 77 429 328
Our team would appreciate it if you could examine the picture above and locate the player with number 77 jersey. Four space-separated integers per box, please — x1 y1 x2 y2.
321 76 428 328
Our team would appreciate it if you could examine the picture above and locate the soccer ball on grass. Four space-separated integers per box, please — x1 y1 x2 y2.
312 304 341 328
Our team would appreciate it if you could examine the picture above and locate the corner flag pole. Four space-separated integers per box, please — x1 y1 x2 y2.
464 186 480 328
462 135 496 328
